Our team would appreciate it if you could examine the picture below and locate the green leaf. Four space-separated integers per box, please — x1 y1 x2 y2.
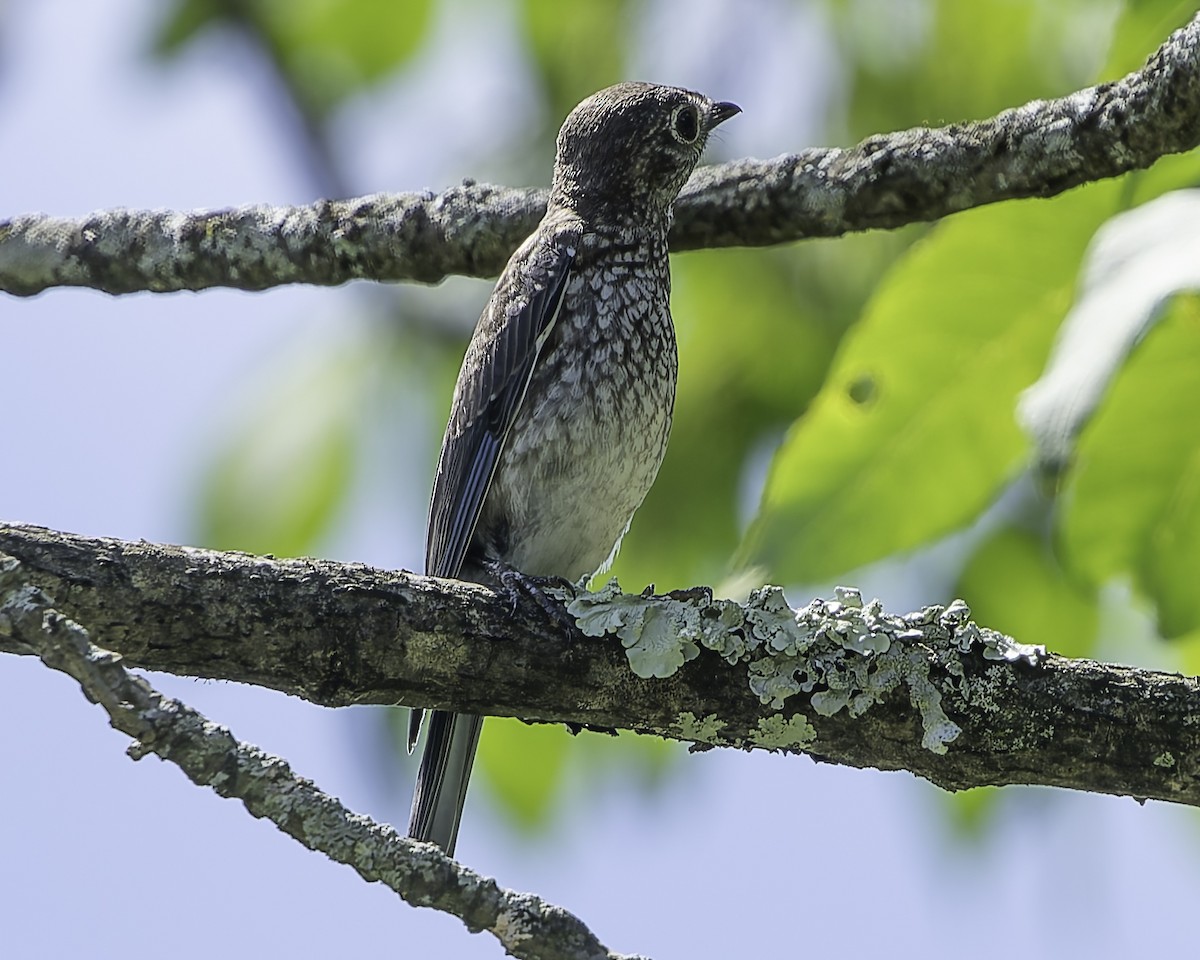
197 339 365 558
1061 295 1200 637
956 525 1098 659
266 0 434 105
1126 151 1200 210
473 722 680 836
475 718 570 831
740 183 1118 584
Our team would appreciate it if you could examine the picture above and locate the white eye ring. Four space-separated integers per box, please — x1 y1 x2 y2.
670 103 700 144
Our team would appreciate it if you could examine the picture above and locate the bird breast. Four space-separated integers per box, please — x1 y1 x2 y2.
484 260 678 582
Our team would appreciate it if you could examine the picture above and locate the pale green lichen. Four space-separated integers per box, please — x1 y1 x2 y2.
568 580 699 678
1154 751 1176 768
675 711 725 744
901 650 961 753
750 713 817 750
567 580 1044 756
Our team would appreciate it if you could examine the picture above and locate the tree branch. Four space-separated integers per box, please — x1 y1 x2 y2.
3 521 1198 807
3 14 1198 297
0 551 642 960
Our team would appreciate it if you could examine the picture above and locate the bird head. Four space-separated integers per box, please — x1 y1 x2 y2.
549 82 740 226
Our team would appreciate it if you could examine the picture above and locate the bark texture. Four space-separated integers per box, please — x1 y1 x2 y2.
3 522 1197 808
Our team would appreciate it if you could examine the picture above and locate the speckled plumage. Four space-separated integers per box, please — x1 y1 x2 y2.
409 82 740 856
478 221 675 580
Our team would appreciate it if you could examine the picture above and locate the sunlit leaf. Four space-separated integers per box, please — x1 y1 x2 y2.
1061 295 1200 637
740 183 1118 584
474 721 680 836
573 728 681 794
1174 629 1200 675
1123 154 1200 224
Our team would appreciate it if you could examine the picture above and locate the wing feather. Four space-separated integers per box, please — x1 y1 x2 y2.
424 232 576 580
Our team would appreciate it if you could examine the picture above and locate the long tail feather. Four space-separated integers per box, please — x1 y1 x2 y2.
407 710 483 857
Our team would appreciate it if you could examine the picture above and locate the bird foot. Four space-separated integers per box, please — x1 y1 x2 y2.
485 561 578 633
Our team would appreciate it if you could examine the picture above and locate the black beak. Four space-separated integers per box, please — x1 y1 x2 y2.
707 100 742 130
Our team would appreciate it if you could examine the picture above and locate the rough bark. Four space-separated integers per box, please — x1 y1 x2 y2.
2 13 1198 297
3 521 1197 808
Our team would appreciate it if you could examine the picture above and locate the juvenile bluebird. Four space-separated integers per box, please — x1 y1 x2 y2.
408 82 740 855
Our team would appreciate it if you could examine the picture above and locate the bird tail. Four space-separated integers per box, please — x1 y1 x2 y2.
407 710 483 857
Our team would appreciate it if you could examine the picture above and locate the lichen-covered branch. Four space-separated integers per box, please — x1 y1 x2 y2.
3 14 1199 297
3 521 1198 807
0 552 640 960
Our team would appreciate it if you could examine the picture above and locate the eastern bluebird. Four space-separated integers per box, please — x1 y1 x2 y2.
408 82 740 855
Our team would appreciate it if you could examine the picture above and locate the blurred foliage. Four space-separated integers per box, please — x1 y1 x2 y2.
1178 629 1200 675
197 337 370 557
520 0 630 123
827 0 1120 138
1104 0 1200 75
156 0 1200 837
956 525 1099 658
1061 295 1200 638
939 786 1003 841
476 718 572 830
476 720 679 834
154 0 434 118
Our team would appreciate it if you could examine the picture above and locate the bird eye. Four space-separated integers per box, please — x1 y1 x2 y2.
671 104 700 144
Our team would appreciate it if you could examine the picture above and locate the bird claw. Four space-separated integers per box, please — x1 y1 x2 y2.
486 561 579 634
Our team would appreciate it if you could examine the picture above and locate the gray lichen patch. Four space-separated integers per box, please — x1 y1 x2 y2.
567 581 1045 756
